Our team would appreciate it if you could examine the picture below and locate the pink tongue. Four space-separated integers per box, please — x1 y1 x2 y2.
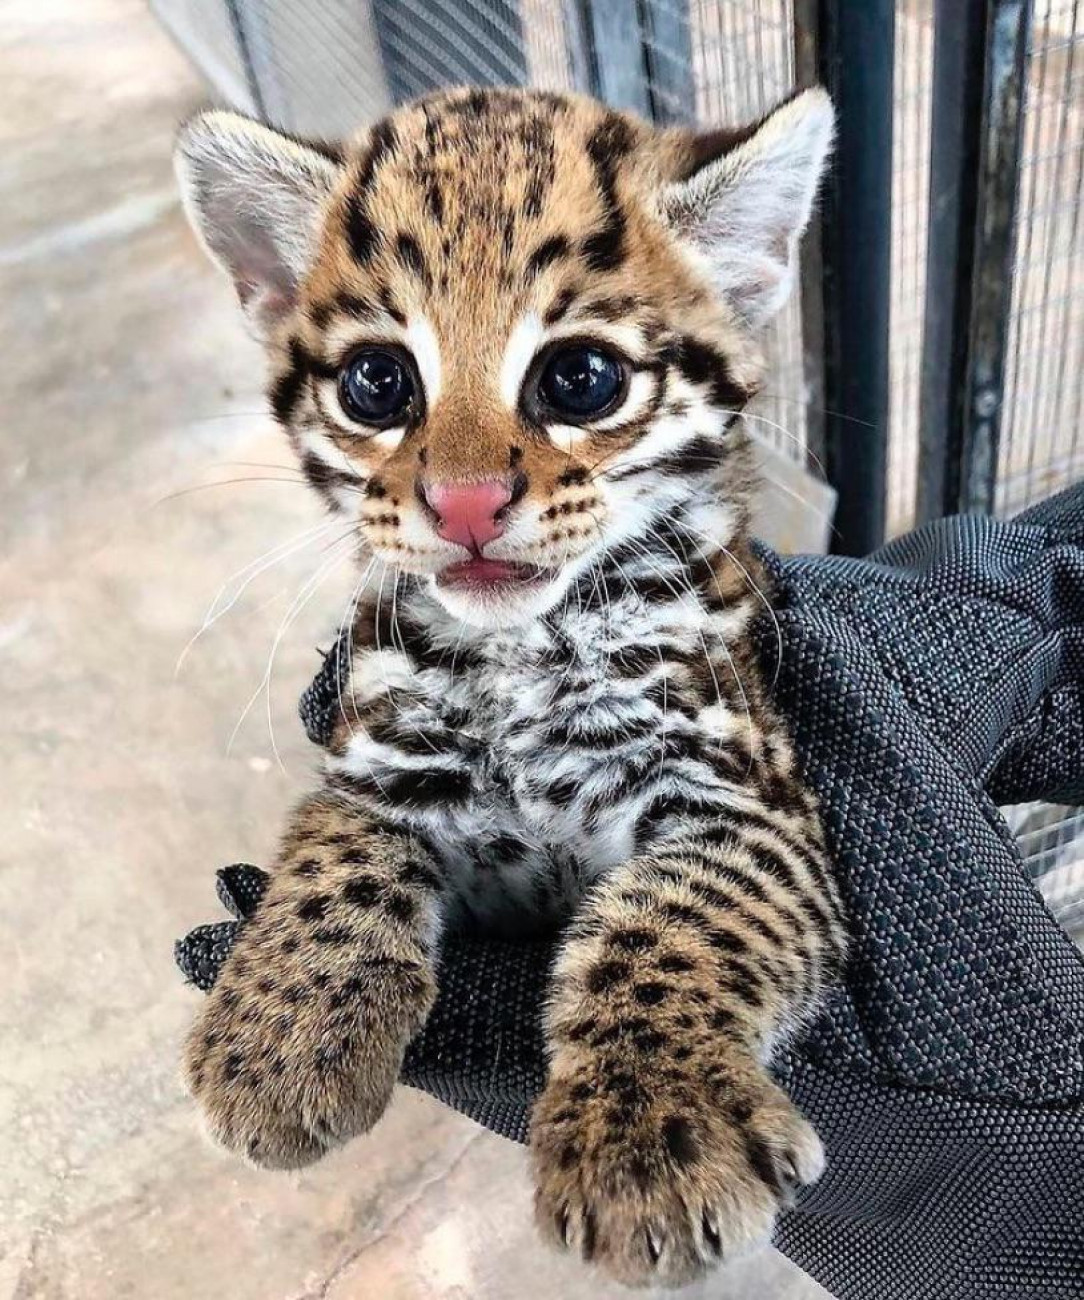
443 559 524 585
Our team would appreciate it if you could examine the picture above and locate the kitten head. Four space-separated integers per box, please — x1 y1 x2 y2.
176 87 831 629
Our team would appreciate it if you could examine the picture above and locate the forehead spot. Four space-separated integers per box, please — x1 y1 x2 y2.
406 315 441 406
500 312 544 410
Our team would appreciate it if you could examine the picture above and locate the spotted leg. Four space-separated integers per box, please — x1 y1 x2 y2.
530 817 847 1287
182 791 442 1168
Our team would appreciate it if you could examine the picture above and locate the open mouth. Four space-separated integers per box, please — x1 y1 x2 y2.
437 558 548 591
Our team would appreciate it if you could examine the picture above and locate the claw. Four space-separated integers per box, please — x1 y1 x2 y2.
557 1205 573 1248
581 1209 596 1262
645 1225 664 1264
778 1152 803 1203
702 1210 722 1256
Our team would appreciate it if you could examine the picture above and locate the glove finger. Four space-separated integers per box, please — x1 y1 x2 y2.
174 920 239 992
216 863 270 920
299 629 353 747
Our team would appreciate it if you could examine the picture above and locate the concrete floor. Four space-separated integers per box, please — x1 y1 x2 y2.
0 3 830 1296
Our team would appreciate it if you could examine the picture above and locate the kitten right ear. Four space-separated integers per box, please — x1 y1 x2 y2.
174 111 342 338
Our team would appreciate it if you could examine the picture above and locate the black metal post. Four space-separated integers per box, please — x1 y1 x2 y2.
571 0 693 125
222 0 268 120
918 0 1033 520
815 0 895 555
641 0 694 125
574 0 653 116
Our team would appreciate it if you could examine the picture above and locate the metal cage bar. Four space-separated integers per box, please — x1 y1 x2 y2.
572 0 694 123
917 0 1034 520
810 0 896 555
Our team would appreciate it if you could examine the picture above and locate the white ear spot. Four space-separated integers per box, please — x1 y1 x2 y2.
406 315 442 407
660 88 834 325
500 312 544 410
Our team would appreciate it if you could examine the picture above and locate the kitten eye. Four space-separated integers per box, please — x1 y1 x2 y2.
338 349 416 427
536 345 625 421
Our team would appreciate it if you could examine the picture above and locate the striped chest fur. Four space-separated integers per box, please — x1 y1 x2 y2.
323 517 793 935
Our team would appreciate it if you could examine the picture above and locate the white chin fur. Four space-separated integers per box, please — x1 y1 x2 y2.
426 568 575 629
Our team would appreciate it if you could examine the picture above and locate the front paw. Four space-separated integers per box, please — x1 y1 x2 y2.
530 1045 823 1287
183 944 435 1169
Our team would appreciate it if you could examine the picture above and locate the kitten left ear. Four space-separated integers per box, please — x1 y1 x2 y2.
174 111 343 339
660 88 834 326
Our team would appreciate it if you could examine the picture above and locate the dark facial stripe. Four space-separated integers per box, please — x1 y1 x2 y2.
395 232 430 287
521 112 556 217
580 294 643 323
344 119 398 265
602 434 709 485
344 193 378 265
378 285 407 326
525 235 571 282
543 284 578 326
581 117 634 273
607 433 728 484
299 450 363 506
309 292 378 330
671 336 750 409
581 222 624 275
357 118 398 189
270 339 335 424
270 338 309 423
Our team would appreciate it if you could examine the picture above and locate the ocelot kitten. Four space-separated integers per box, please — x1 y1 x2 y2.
176 85 847 1287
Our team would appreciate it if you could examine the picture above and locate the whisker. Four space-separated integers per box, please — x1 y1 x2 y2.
211 459 310 473
174 519 342 676
739 410 829 481
390 572 443 755
225 542 352 766
334 554 378 739
752 465 842 542
152 475 312 508
627 528 755 767
444 615 470 694
759 391 880 430
670 517 785 693
262 544 355 773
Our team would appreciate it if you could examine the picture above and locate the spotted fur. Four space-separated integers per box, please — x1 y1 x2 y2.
176 85 845 1287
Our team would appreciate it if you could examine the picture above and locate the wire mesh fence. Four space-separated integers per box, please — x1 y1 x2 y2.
998 0 1084 517
887 0 933 539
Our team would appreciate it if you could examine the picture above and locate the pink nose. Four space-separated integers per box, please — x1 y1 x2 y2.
423 479 513 552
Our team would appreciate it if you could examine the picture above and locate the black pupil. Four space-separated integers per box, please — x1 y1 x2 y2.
540 347 621 418
340 351 412 423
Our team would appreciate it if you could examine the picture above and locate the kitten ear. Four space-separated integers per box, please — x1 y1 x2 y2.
660 88 834 326
174 111 342 338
